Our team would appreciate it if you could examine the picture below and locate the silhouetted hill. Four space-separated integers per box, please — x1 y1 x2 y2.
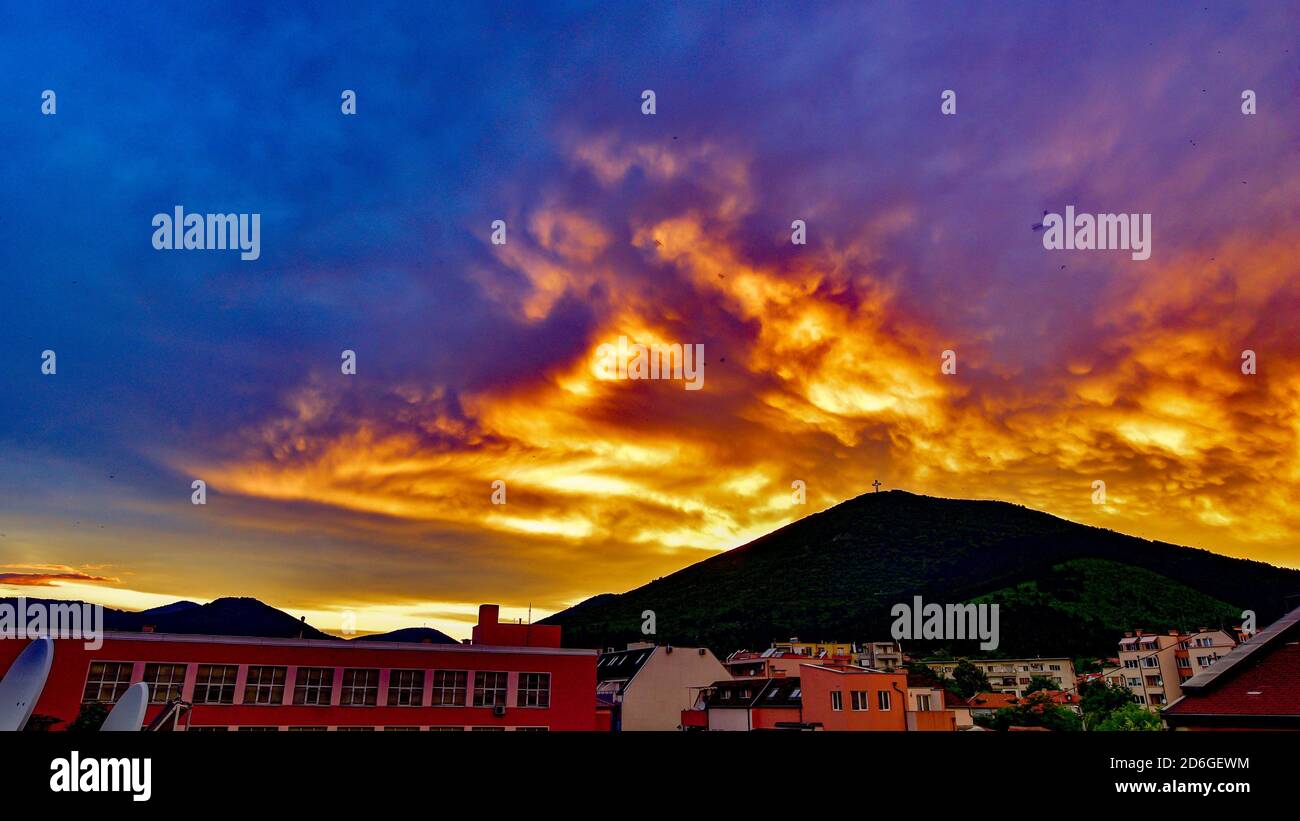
2 596 337 641
541 491 1300 658
350 627 458 644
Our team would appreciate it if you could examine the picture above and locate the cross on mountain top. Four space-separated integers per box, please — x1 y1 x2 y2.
872 479 882 492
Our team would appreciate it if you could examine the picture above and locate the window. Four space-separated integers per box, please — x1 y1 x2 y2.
1142 657 1160 667
237 726 279 731
384 726 420 731
193 664 238 704
1049 664 1061 671
431 670 468 706
473 671 508 707
244 666 287 705
471 726 506 731
293 667 335 705
515 726 548 731
188 726 228 732
429 726 465 731
287 726 327 731
915 694 932 711
1124 659 1138 668
850 690 869 711
517 673 551 708
830 691 843 711
388 669 425 706
336 726 375 731
83 662 133 703
143 663 187 703
340 668 379 706
877 690 892 711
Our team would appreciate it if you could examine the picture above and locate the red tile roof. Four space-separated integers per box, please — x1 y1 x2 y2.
967 692 1019 710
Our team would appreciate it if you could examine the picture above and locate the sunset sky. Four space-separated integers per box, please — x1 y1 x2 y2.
1 3 1297 639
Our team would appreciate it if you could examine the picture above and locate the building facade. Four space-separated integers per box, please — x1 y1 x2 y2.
0 604 599 731
799 664 908 731
1116 628 1237 708
920 657 1076 698
596 642 729 730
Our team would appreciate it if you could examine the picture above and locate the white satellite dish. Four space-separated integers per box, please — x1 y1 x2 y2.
0 636 54 731
101 681 149 731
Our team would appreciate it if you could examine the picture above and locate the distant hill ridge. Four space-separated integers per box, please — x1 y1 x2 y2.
541 490 1300 658
0 596 455 644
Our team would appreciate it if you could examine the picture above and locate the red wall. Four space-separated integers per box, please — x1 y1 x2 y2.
0 632 598 731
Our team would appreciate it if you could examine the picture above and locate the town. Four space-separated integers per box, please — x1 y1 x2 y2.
3 601 1295 732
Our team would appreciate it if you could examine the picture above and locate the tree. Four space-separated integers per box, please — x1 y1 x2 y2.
949 659 991 699
984 691 1082 732
23 713 62 732
67 702 110 732
1024 675 1061 694
1079 680 1135 729
1095 703 1163 731
905 662 945 688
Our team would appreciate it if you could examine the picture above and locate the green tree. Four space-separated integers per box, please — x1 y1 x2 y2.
1079 680 1135 729
905 662 945 688
949 659 991 699
67 702 110 732
1024 675 1061 694
984 691 1083 732
1095 703 1163 731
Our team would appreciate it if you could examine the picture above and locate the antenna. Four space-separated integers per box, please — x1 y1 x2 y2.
102 681 149 731
0 636 54 731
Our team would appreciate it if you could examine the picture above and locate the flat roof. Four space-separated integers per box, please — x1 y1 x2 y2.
94 630 598 657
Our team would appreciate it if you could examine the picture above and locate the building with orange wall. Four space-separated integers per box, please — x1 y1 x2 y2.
799 664 907 731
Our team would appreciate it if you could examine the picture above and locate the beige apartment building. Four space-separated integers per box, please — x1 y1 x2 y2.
856 640 904 671
920 658 1076 698
1115 628 1237 708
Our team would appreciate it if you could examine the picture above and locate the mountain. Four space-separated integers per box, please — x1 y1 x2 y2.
351 627 458 644
2 596 338 641
541 491 1300 658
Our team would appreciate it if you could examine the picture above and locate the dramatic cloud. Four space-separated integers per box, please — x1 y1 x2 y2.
1 3 1296 637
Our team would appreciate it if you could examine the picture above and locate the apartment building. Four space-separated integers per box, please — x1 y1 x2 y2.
1116 628 1237 708
920 657 1076 697
856 640 904 671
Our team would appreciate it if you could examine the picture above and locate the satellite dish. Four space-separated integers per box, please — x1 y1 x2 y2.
101 681 149 731
0 636 54 731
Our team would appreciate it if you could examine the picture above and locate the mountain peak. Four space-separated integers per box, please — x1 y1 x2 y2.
542 491 1300 657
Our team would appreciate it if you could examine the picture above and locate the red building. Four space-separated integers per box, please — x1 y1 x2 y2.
0 604 599 731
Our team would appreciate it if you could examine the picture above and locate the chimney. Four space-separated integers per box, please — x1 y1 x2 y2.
1123 631 1133 638
478 604 500 627
1168 629 1179 637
